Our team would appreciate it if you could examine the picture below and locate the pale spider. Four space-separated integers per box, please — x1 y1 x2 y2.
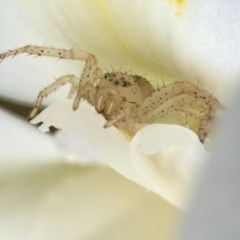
0 45 222 142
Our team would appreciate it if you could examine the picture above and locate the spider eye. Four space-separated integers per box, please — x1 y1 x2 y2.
119 77 131 87
104 73 109 79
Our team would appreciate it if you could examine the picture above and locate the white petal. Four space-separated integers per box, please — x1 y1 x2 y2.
0 0 237 210
130 124 208 207
0 165 178 240
31 100 208 208
0 107 61 174
31 100 148 186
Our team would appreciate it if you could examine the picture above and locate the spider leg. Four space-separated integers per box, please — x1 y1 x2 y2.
29 74 79 119
73 53 102 110
0 45 102 112
0 45 90 61
103 113 125 128
180 106 210 142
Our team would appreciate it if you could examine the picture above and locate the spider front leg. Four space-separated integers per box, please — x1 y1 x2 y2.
29 74 79 119
72 53 102 110
0 45 102 115
0 45 91 61
103 101 141 137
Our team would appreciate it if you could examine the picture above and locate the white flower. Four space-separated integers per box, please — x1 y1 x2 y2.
1 0 240 239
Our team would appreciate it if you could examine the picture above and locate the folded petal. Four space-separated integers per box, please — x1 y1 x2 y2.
130 124 208 207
